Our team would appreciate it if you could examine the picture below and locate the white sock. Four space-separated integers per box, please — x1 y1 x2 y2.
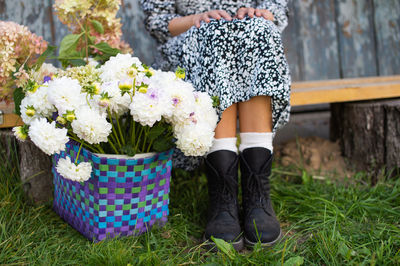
239 132 273 153
207 137 238 155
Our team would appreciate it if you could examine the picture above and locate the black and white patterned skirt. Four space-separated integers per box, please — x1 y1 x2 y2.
159 17 291 170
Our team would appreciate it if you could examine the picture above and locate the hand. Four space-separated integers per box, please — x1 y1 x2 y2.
235 7 274 21
192 10 232 28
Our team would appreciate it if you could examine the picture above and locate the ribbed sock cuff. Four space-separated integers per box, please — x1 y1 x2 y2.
239 132 273 153
207 137 238 155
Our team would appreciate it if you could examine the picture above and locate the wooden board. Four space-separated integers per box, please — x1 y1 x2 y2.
119 0 158 65
335 0 377 78
291 76 400 106
293 0 340 80
281 1 301 81
373 0 400 76
0 102 23 128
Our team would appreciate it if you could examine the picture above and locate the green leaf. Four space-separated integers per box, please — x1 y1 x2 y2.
121 145 136 157
152 138 173 152
147 124 166 141
283 256 304 266
68 59 87 66
90 19 104 34
301 170 312 185
13 87 25 116
34 45 57 71
58 33 84 58
210 236 236 260
93 42 121 57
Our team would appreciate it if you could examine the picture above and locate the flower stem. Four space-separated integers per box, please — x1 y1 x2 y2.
95 144 105 154
142 127 149 152
146 139 154 153
115 113 125 146
130 120 135 146
107 108 121 150
84 19 89 64
107 138 119 154
74 140 84 164
135 126 145 153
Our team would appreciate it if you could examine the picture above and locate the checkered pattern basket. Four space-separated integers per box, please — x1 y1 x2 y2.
52 141 173 242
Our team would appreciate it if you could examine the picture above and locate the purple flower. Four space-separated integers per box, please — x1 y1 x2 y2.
43 76 51 83
147 87 159 100
172 97 180 106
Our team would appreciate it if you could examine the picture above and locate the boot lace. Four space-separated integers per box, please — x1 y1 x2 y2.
245 171 272 216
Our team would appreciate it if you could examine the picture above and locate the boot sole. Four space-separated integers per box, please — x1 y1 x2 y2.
202 235 244 251
244 229 282 248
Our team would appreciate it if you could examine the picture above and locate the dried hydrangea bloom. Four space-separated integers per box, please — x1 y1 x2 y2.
54 0 132 54
0 21 47 102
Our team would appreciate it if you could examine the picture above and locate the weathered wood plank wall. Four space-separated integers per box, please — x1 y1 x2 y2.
0 0 399 81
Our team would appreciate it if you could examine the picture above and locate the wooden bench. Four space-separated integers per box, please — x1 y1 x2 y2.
290 75 400 180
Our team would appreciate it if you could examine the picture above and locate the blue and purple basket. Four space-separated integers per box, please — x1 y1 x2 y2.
52 142 173 242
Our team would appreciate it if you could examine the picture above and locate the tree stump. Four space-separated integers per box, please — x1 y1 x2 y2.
0 129 53 204
331 99 400 180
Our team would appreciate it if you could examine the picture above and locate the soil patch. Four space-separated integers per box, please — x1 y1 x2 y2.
275 136 353 178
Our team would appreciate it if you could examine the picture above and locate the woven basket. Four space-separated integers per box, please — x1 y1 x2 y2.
52 141 173 242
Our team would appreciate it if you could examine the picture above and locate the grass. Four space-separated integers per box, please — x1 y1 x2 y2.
0 138 400 265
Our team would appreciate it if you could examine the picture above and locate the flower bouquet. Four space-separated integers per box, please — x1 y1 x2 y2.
13 53 217 241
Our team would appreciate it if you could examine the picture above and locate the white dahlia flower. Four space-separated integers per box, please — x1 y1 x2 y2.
28 118 69 155
129 87 173 127
100 81 131 115
174 122 215 156
28 85 56 117
12 126 28 142
167 84 196 125
99 54 143 82
56 157 92 182
71 107 112 144
20 96 40 125
193 91 218 129
47 77 86 115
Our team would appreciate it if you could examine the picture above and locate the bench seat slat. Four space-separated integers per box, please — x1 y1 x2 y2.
291 75 400 106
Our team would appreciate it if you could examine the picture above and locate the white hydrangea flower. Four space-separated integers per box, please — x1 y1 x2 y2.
129 87 173 127
100 81 131 115
174 122 215 156
56 157 92 182
47 77 86 115
99 54 143 82
71 106 112 144
28 118 69 155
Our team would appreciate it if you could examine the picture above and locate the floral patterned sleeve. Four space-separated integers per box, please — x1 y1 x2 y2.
256 0 289 32
140 0 181 43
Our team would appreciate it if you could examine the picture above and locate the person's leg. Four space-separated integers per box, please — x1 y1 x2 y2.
238 95 272 133
207 104 238 154
238 96 274 152
204 103 243 250
238 96 281 247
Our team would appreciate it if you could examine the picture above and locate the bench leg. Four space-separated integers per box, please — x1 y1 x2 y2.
330 99 400 183
0 130 53 204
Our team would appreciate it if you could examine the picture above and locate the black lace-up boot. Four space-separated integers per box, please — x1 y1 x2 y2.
240 147 281 247
203 150 244 251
